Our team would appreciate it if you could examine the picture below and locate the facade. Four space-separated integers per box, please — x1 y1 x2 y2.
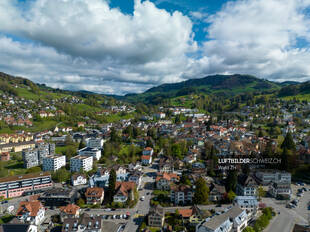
236 174 259 196
148 205 165 228
22 149 39 168
156 172 179 191
39 188 77 207
209 183 226 202
0 141 36 153
71 174 87 186
0 172 52 198
268 182 292 199
43 155 66 172
113 182 136 203
78 147 101 160
85 138 104 149
255 170 291 185
141 155 152 165
60 204 80 220
16 200 45 225
0 152 10 161
85 187 104 205
142 147 154 156
170 184 193 205
234 196 258 217
70 155 93 172
196 206 248 232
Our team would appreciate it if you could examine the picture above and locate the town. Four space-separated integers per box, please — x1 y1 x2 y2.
0 76 309 232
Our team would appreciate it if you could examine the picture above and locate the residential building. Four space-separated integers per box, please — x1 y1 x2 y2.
255 170 291 185
42 155 66 172
85 187 104 205
128 172 142 189
16 200 45 225
142 147 154 156
0 141 36 153
196 206 248 232
156 172 179 191
148 205 165 228
78 147 101 160
113 182 136 203
234 196 258 217
268 182 292 199
85 138 104 149
22 149 39 168
60 204 80 220
141 155 152 165
0 152 10 161
159 156 174 173
62 213 102 232
170 184 193 205
70 155 93 172
71 174 87 186
0 172 52 198
236 174 259 196
39 188 77 207
209 183 226 202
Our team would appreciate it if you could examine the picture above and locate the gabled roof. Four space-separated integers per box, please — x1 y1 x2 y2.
115 182 135 197
85 187 104 198
16 200 43 217
60 204 80 215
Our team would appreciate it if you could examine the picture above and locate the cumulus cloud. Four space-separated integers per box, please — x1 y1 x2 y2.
1 0 310 94
195 0 310 81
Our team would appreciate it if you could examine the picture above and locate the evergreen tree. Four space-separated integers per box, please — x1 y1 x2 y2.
280 147 289 171
180 172 191 185
281 132 295 150
225 170 237 192
78 140 86 150
108 169 117 202
193 177 209 204
262 141 273 158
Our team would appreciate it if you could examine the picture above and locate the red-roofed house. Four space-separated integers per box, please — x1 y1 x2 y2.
113 182 136 203
16 200 45 225
85 187 104 205
141 155 152 166
156 172 179 190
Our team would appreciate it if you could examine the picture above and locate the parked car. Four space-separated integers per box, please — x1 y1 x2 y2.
140 196 145 201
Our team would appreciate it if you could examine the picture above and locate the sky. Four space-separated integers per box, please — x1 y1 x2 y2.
1 0 310 95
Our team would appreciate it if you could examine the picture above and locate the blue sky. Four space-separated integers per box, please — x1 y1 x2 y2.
1 0 310 94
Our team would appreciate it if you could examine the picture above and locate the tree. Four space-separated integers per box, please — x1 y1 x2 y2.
243 226 255 232
257 186 265 200
108 169 116 202
77 198 85 207
225 170 237 192
281 132 295 150
110 127 120 143
193 177 209 204
78 140 86 150
180 172 191 185
280 147 289 171
52 168 71 183
227 190 236 202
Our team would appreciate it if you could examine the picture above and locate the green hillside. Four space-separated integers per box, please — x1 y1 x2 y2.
123 74 281 104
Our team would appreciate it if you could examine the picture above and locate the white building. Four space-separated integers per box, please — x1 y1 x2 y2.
255 170 291 185
78 147 101 160
16 200 45 226
42 155 66 172
71 174 87 186
70 155 93 172
85 138 104 149
234 196 258 217
196 206 248 232
154 112 166 119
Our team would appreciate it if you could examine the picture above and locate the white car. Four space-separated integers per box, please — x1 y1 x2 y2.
140 196 145 201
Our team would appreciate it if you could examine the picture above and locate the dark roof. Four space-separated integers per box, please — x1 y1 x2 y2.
0 224 31 232
0 172 51 184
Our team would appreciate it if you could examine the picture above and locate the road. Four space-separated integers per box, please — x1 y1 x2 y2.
263 183 310 232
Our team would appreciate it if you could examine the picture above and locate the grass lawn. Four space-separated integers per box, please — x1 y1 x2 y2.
0 214 15 224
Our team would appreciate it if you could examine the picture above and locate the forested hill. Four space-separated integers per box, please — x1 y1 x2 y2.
122 74 282 104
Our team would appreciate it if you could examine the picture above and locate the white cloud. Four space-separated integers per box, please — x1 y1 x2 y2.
194 0 310 81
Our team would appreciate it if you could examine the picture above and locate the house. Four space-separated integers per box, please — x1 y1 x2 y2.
234 196 258 217
156 172 179 191
77 122 85 128
71 174 87 186
208 183 226 202
85 187 104 205
78 147 101 160
159 156 174 173
142 147 154 156
170 184 193 205
85 138 104 149
255 170 291 185
141 155 152 166
154 112 166 119
236 174 259 196
128 172 142 189
148 205 165 228
196 206 248 232
113 182 136 203
16 200 45 225
60 204 80 220
62 213 102 232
